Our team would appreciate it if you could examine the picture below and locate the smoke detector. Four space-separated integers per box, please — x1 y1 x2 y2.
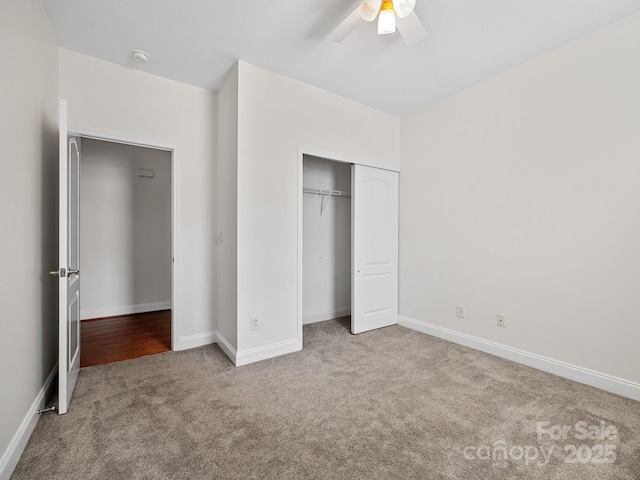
131 50 150 63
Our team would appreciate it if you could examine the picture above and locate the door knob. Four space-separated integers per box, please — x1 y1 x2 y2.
48 268 79 277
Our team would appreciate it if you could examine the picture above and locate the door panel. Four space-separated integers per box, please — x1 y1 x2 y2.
351 165 399 334
68 290 79 367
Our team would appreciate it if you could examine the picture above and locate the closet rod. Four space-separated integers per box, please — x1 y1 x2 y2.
303 187 351 198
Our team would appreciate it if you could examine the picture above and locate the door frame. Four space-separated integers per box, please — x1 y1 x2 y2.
296 147 356 348
70 126 180 350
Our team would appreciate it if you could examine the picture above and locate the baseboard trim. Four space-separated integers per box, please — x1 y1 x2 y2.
398 316 640 402
213 332 238 365
175 331 216 351
303 307 351 325
81 301 171 320
235 338 301 367
176 331 301 368
0 364 58 480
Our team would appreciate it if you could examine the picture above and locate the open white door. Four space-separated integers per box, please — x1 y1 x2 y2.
351 165 399 334
52 99 81 414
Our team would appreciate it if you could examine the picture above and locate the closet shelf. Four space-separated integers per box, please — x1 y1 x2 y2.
303 187 351 216
303 187 351 198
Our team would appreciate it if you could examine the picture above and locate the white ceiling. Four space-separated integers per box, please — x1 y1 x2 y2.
42 0 640 116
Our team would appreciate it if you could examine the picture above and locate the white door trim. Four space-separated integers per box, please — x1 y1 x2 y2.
70 126 180 350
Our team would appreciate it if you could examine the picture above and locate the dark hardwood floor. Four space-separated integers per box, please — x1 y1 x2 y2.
80 310 171 367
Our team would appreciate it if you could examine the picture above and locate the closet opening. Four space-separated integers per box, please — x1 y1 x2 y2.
79 137 173 366
302 155 353 335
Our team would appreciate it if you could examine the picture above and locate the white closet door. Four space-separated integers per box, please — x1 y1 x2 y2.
351 165 399 334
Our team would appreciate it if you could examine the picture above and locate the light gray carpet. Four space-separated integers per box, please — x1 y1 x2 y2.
12 318 640 479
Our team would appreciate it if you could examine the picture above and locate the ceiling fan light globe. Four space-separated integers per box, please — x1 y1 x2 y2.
392 0 416 18
377 9 396 34
359 0 382 22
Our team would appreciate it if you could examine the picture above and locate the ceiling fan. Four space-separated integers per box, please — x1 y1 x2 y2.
328 0 427 46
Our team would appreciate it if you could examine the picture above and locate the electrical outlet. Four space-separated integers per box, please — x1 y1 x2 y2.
497 314 505 328
250 316 259 331
456 305 465 319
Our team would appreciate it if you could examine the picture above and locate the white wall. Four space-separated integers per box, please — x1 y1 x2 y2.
59 49 217 349
0 0 59 477
216 64 239 350
400 13 640 386
80 139 171 319
303 156 351 324
235 62 399 363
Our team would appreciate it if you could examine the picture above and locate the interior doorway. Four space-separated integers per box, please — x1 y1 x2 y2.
78 137 174 366
302 155 352 331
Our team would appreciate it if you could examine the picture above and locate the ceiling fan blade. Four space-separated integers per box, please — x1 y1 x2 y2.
396 10 426 46
391 0 416 18
360 0 382 22
327 5 363 42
